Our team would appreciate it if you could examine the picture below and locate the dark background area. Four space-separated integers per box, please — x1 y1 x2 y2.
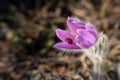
0 0 120 80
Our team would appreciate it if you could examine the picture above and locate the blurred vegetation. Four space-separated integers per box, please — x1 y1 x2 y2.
0 0 120 80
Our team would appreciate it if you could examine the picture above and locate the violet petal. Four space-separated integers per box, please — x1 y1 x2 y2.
54 42 80 49
86 23 98 39
75 36 92 48
56 29 74 42
67 18 86 34
75 29 96 48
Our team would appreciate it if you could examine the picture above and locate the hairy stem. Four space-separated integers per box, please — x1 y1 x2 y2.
93 62 101 80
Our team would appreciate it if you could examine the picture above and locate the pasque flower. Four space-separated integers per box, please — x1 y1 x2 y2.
54 17 109 80
54 17 98 50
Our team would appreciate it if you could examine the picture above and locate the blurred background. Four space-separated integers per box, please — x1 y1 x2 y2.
0 0 120 80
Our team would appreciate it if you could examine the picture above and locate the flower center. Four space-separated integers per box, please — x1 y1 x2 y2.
80 26 86 30
65 38 73 44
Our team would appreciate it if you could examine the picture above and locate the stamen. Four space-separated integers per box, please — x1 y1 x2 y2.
65 38 73 44
80 26 86 29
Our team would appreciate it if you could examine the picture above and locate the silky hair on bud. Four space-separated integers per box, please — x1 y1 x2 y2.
84 32 109 63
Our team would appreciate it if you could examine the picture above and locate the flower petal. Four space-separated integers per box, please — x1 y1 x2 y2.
56 29 74 41
54 42 80 49
75 36 92 48
67 17 86 34
75 29 97 48
86 23 98 39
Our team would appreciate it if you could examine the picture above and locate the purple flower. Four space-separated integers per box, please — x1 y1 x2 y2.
54 17 98 50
